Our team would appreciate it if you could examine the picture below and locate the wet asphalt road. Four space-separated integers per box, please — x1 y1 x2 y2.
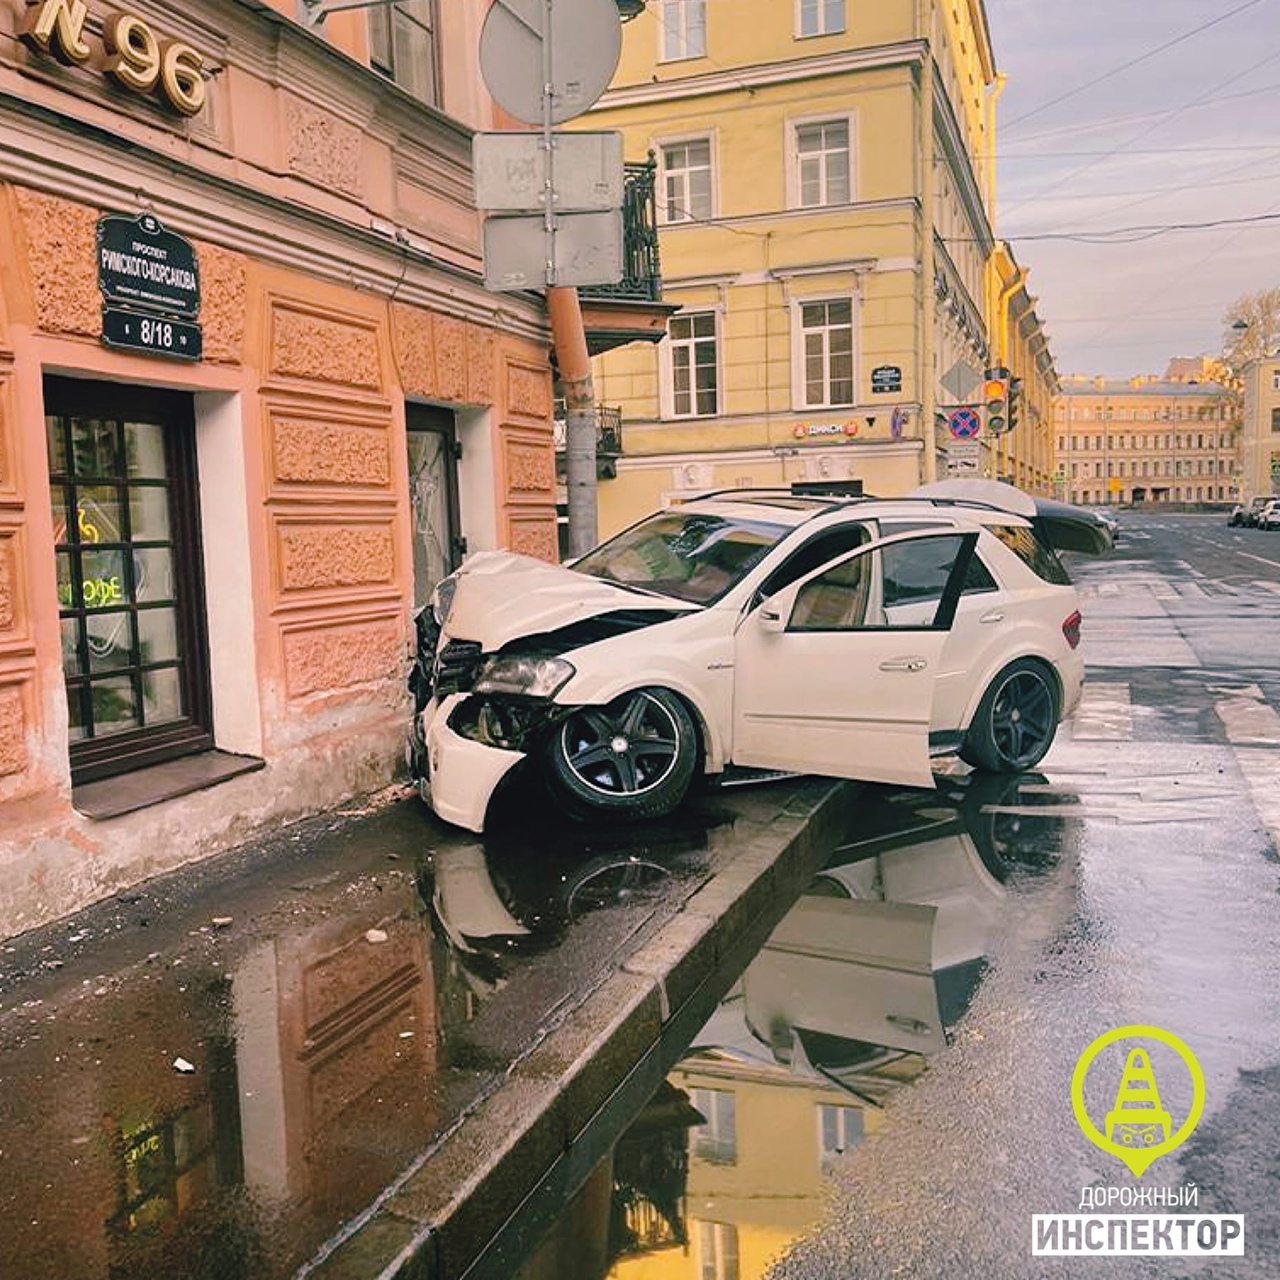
764 512 1280 1280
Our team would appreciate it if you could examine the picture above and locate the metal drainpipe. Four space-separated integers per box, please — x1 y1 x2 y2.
548 286 598 557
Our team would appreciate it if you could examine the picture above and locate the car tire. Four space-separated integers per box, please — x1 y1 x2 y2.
545 687 698 820
959 659 1060 774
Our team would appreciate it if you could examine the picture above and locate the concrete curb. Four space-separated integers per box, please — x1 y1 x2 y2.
304 779 852 1280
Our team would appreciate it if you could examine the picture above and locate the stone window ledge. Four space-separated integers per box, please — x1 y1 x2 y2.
73 751 266 820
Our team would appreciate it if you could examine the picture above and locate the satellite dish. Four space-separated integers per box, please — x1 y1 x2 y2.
479 0 623 126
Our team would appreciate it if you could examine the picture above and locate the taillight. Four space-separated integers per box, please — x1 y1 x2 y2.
1062 610 1082 650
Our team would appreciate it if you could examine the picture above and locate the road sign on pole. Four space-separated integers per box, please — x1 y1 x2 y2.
473 131 624 212
483 211 623 291
479 0 622 126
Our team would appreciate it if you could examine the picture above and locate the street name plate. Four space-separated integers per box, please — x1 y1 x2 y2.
474 131 624 212
102 307 203 361
483 210 623 290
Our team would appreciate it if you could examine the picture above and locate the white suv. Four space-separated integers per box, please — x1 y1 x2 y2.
411 482 1096 831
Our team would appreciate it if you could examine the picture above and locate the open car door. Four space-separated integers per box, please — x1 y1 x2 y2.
732 529 980 789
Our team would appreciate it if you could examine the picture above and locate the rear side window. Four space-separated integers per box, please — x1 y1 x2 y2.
989 524 1071 585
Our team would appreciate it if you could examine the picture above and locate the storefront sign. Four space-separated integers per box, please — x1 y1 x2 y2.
792 421 860 440
98 213 202 360
19 0 206 117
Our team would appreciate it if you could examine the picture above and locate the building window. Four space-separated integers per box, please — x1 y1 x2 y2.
696 1220 740 1280
794 119 851 207
797 0 845 37
690 1087 737 1164
1271 408 1280 432
1272 370 1280 391
660 0 707 60
798 298 855 407
817 1104 863 1171
369 0 438 104
667 311 719 417
660 138 713 222
46 377 212 785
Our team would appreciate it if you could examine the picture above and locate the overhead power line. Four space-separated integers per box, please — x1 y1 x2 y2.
1002 0 1269 130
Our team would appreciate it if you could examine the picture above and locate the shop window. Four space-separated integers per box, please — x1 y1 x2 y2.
46 377 212 785
369 0 439 105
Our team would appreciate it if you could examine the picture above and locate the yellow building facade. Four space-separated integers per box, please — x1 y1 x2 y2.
1053 373 1239 506
1239 356 1280 500
579 0 1025 535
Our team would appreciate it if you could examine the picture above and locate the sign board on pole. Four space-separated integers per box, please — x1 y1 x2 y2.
946 407 982 440
484 210 623 291
947 440 982 474
479 0 622 126
473 131 624 212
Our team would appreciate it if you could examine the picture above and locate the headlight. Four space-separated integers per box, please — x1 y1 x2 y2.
431 574 458 627
473 655 575 698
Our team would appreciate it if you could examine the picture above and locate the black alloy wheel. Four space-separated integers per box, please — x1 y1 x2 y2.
960 659 1060 774
546 687 697 819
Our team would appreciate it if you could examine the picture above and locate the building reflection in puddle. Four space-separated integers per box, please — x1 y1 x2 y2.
517 771 1076 1280
0 876 440 1279
0 789 733 1280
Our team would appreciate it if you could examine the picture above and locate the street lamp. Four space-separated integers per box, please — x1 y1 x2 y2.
615 0 647 17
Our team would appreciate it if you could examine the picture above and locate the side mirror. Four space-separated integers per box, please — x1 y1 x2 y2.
758 597 786 633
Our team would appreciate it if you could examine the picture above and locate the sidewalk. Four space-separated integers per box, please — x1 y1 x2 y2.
0 774 850 1280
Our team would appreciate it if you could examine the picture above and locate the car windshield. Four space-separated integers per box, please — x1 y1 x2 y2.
572 511 790 605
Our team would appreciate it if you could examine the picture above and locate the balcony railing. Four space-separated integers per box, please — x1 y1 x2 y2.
554 403 624 478
579 154 661 303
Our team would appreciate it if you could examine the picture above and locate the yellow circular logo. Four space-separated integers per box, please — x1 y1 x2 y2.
1071 1025 1205 1179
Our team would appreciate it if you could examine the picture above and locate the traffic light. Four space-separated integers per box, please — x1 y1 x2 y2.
983 368 1010 435
1007 376 1023 434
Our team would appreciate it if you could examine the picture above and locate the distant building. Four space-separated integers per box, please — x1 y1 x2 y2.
1238 355 1280 499
1053 375 1239 506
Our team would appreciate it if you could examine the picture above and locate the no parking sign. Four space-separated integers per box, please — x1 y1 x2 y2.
947 407 981 439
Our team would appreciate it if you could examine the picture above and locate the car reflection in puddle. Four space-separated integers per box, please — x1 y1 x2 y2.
515 770 1077 1280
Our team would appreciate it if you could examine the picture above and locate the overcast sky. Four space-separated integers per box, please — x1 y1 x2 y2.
986 0 1280 378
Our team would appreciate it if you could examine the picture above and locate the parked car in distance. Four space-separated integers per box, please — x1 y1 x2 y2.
1228 504 1248 527
409 481 1108 833
1260 499 1280 531
1243 496 1271 527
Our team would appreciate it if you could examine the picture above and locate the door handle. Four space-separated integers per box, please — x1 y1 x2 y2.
980 609 1005 624
879 657 928 672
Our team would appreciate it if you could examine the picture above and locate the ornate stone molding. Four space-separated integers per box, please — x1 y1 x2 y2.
282 616 403 698
14 188 99 337
0 683 27 777
283 95 363 199
269 304 381 389
278 524 396 592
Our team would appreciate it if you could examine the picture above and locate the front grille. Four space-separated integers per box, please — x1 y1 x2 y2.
434 639 484 695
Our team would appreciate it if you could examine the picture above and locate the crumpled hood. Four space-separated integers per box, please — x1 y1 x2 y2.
442 551 694 651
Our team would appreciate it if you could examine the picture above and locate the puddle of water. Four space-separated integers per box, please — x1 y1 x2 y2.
512 773 1077 1280
0 794 734 1280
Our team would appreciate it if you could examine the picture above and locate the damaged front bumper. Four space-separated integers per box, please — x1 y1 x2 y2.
422 692 560 832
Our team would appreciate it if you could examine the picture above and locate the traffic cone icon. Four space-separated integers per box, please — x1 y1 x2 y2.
1105 1049 1172 1148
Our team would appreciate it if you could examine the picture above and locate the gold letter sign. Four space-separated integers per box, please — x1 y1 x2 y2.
21 0 205 117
